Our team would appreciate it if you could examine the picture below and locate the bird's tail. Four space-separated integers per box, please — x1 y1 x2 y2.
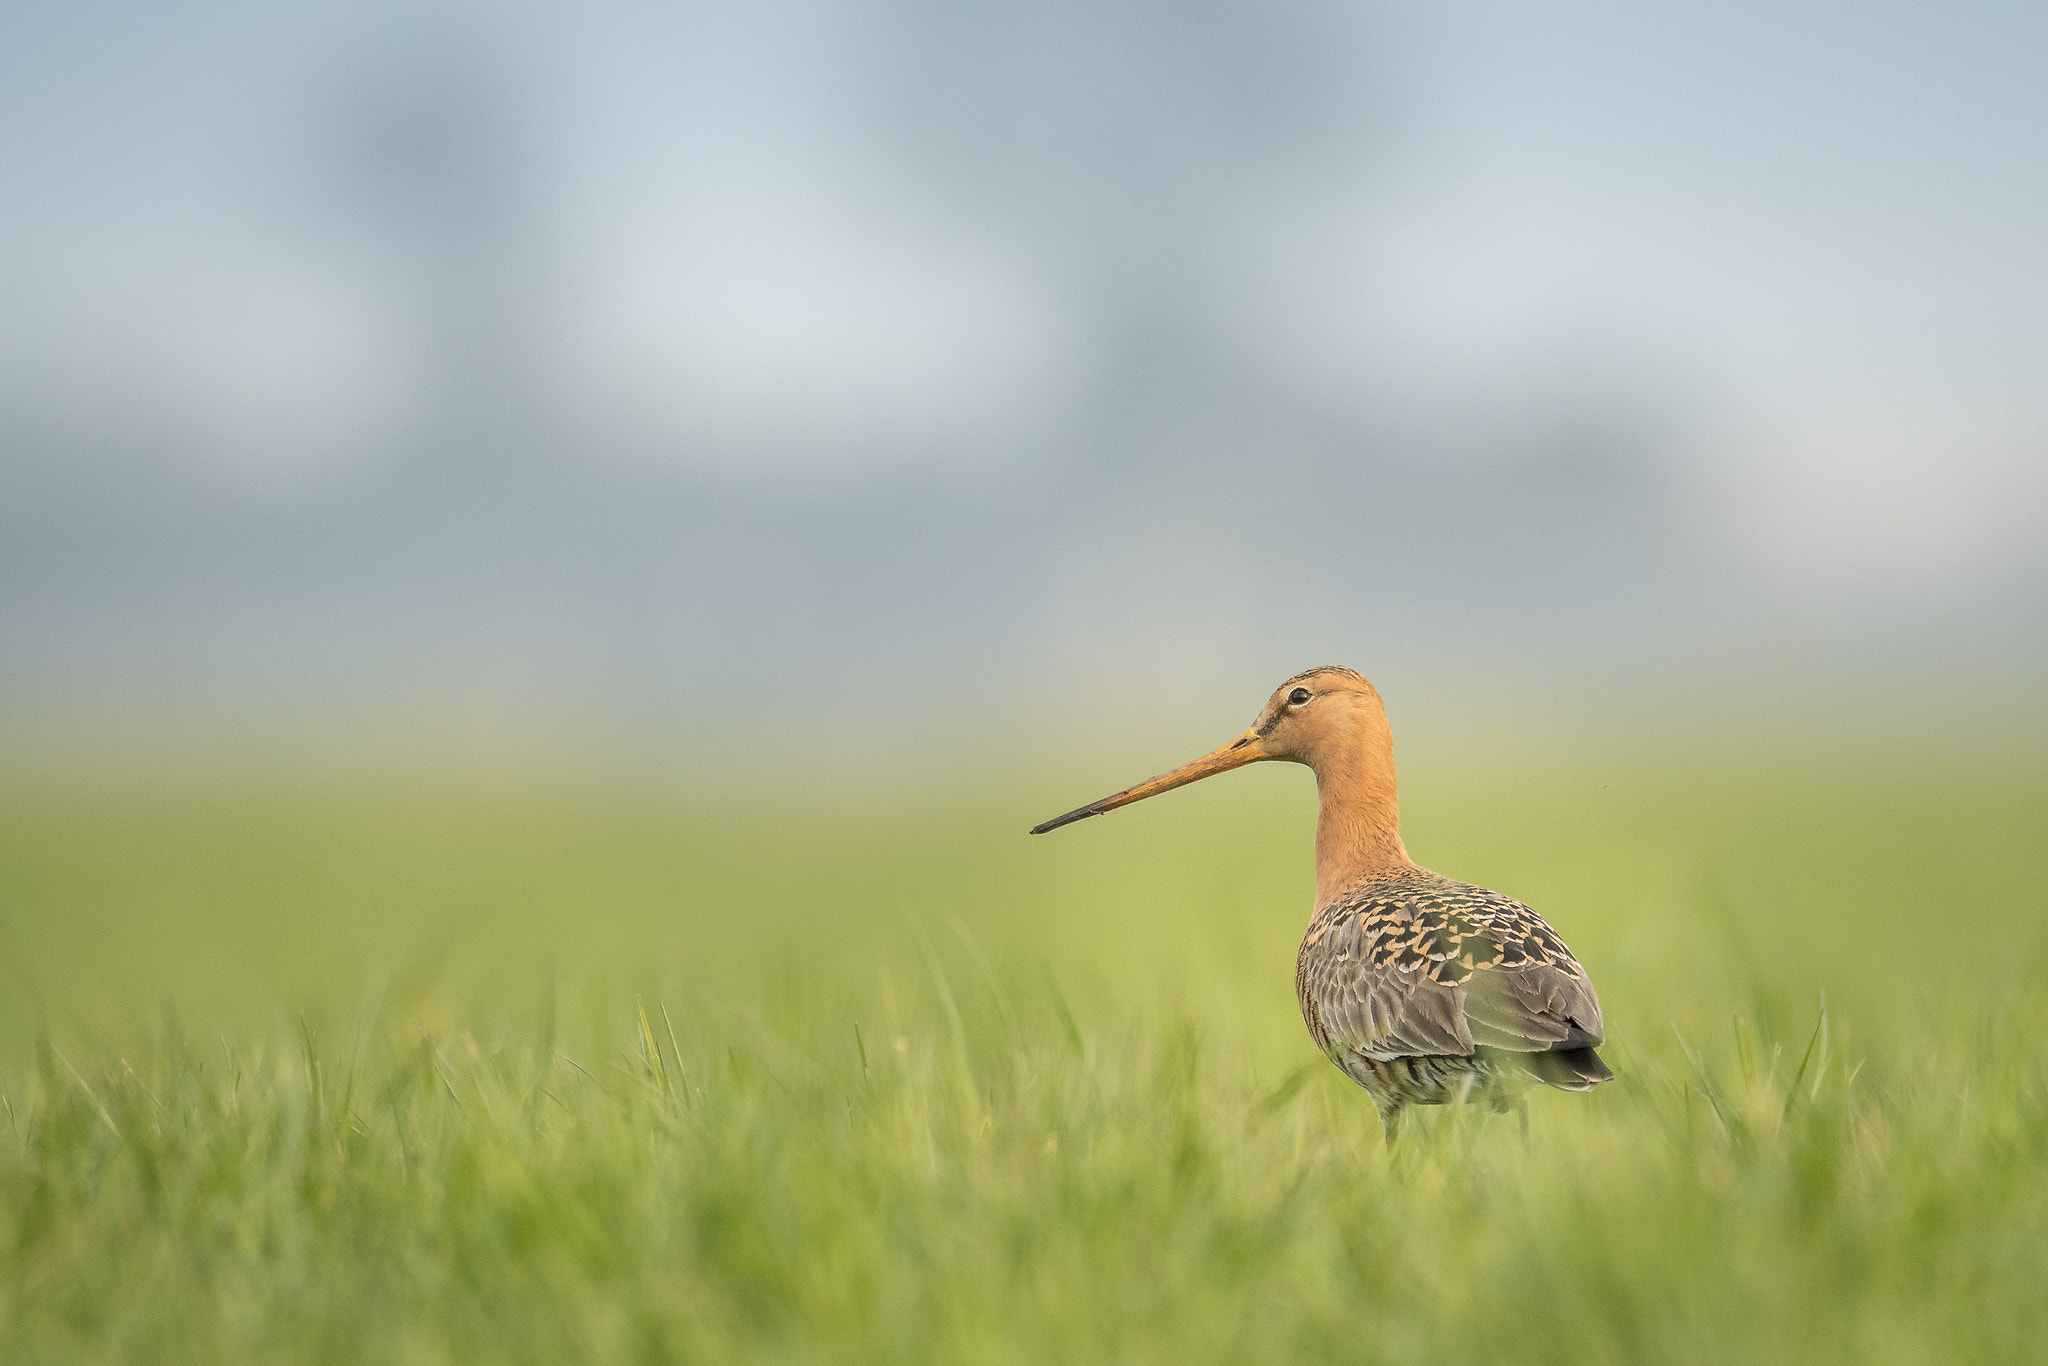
1524 1046 1615 1092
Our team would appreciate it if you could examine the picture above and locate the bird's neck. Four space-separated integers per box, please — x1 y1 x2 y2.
1309 735 1410 907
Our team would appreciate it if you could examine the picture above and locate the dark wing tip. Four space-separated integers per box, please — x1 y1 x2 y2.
1521 1045 1615 1091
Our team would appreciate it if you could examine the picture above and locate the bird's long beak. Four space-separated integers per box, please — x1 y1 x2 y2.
1029 730 1267 834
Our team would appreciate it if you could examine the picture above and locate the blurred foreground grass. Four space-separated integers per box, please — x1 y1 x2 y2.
0 741 2044 1362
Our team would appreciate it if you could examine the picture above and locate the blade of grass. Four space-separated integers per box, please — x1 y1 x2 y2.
1671 1022 1732 1137
636 997 671 1100
904 909 975 1101
50 1045 118 1138
661 1004 690 1103
1784 996 1829 1121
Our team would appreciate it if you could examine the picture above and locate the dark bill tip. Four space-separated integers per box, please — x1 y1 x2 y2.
1029 804 1104 835
1027 731 1263 837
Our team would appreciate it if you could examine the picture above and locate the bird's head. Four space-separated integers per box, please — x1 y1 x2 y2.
1029 666 1387 835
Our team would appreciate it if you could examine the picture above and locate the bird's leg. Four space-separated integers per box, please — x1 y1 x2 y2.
1376 1099 1404 1146
1484 1084 1531 1143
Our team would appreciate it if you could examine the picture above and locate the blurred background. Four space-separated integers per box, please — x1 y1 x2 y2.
4 22 2046 1360
3 0 2045 771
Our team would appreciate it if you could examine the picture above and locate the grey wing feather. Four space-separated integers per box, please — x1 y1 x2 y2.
1461 964 1604 1052
1376 978 1473 1057
1300 915 1471 1059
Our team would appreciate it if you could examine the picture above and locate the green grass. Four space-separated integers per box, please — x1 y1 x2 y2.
0 743 2044 1362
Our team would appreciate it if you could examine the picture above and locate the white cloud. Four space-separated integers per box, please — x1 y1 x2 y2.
1711 410 2048 604
0 242 417 491
560 200 1076 476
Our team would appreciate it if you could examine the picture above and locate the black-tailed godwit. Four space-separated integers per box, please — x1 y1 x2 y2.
1032 666 1612 1140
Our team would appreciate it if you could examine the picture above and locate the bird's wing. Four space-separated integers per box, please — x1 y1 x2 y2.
1299 908 1470 1056
1298 876 1603 1061
1462 962 1604 1052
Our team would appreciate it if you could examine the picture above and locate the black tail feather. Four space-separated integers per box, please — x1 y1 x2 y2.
1523 1045 1615 1092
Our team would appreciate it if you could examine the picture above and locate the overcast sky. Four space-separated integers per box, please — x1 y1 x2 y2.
2 1 2043 755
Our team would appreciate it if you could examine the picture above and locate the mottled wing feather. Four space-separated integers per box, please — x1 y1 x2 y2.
1299 905 1468 1056
1297 871 1602 1064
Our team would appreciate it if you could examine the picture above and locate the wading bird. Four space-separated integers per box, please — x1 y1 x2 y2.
1031 666 1611 1140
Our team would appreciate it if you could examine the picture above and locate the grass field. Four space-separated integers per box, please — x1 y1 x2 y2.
1 738 2044 1362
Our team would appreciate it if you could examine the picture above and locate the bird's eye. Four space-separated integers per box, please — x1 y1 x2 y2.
1287 687 1311 706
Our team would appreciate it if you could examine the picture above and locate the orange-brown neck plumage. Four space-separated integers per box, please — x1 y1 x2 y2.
1302 689 1410 906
